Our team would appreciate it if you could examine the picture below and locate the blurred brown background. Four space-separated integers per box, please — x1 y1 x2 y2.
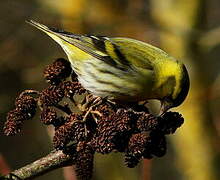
0 0 220 179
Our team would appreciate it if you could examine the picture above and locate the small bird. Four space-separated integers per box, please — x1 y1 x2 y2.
27 20 190 114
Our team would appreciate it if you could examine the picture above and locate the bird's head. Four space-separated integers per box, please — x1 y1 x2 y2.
160 64 190 115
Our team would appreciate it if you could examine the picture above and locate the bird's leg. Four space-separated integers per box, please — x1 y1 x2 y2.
90 110 102 117
90 110 103 123
76 96 105 136
76 94 92 110
85 97 104 135
82 96 103 122
91 113 99 123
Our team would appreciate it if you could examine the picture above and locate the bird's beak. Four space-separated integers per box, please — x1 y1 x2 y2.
159 101 172 116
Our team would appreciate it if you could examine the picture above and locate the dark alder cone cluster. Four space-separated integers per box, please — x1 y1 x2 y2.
53 113 93 149
44 58 72 85
3 58 185 180
39 85 65 106
75 142 94 180
4 92 38 136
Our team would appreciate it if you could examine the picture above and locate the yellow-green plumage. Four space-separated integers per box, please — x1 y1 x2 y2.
27 20 190 113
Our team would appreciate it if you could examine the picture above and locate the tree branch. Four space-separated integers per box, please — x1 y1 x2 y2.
2 150 74 180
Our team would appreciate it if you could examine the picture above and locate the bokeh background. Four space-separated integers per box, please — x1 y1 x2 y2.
1 0 220 179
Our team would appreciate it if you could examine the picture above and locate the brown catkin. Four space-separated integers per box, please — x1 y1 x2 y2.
39 85 64 106
3 109 26 136
75 142 94 180
43 58 72 85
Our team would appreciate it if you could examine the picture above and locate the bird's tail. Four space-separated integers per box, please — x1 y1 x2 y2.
27 20 106 61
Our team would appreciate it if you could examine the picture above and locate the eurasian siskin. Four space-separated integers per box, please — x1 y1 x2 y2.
27 20 190 113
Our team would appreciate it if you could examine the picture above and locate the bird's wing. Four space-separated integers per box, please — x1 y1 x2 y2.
27 20 155 70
